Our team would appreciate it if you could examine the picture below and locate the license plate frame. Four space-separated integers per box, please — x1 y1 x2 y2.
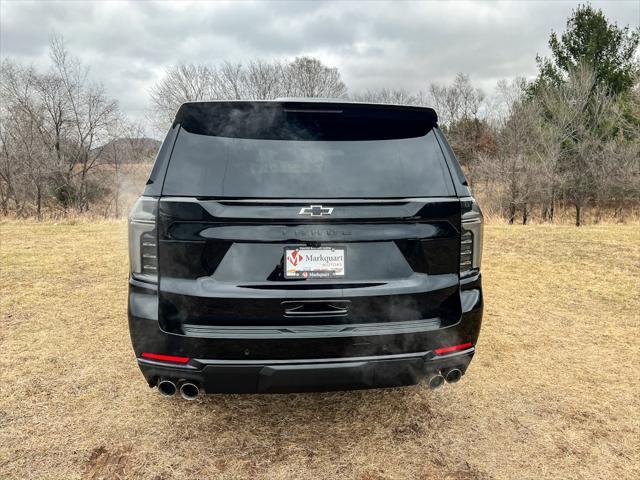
284 246 346 279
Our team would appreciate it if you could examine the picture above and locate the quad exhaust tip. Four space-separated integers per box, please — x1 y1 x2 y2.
157 379 177 397
427 373 445 390
180 382 200 401
445 368 462 384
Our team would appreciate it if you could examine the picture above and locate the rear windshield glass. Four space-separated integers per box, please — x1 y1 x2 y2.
162 129 454 198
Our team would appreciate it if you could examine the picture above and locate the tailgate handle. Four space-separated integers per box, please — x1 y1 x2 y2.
282 300 350 317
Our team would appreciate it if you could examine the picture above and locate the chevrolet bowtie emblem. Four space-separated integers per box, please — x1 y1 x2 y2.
298 205 334 217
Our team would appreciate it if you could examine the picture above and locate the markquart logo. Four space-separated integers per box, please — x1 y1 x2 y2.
287 250 303 266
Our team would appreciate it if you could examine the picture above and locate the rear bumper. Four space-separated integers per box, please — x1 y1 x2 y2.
129 274 483 394
137 348 475 393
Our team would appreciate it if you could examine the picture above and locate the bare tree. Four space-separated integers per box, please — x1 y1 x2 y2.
476 80 544 224
149 63 215 129
215 61 246 100
456 73 486 120
428 74 485 127
428 83 459 127
538 63 624 225
0 34 121 218
149 57 347 131
285 57 347 98
49 34 118 212
0 61 58 218
240 60 287 100
428 74 495 176
610 80 640 220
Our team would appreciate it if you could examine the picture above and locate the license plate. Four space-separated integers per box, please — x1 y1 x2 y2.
284 247 345 279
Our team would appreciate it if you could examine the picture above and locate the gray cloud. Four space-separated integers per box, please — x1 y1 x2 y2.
1 0 638 124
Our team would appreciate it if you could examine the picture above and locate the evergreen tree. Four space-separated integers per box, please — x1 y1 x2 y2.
533 4 639 95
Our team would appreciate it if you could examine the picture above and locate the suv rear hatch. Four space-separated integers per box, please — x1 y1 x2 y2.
154 102 462 353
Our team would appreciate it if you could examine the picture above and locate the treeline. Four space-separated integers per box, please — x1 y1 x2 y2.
147 4 639 226
0 36 159 218
0 43 351 219
150 57 347 129
1 5 639 224
468 5 640 225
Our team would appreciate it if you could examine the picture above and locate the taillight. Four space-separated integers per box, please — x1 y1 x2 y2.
460 197 483 276
129 196 158 283
434 342 473 355
141 352 189 363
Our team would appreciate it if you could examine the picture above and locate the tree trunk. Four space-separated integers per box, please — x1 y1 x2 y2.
575 203 582 227
522 203 528 225
114 161 120 218
542 201 554 223
36 184 42 221
78 172 87 213
545 190 555 223
507 203 516 225
0 192 8 216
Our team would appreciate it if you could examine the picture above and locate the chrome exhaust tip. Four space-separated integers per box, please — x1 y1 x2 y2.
444 368 462 383
157 379 177 397
179 382 200 401
445 368 463 384
427 373 445 390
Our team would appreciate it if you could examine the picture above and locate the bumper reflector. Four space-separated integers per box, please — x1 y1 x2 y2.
141 352 190 364
434 342 473 356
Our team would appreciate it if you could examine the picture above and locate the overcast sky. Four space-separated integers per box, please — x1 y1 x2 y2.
1 0 638 126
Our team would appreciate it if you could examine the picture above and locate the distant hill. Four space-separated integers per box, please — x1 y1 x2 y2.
94 137 161 164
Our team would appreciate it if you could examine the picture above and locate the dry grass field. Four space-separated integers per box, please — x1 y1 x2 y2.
1 220 639 479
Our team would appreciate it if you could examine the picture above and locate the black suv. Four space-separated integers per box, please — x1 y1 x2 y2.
128 100 483 399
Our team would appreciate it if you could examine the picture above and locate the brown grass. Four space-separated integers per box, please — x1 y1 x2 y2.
1 220 639 479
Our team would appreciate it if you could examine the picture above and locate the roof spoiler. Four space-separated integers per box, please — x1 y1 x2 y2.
174 101 438 140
